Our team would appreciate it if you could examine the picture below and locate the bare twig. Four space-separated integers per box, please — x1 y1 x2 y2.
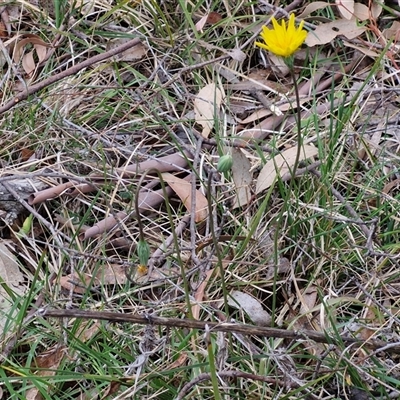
38 308 400 353
0 38 141 115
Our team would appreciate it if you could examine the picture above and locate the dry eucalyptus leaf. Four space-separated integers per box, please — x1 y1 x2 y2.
195 14 208 31
335 0 354 20
228 48 246 62
60 273 97 294
298 1 330 18
14 35 50 62
162 172 208 222
108 38 147 61
231 148 252 209
194 83 223 138
22 51 36 76
240 108 270 124
0 7 11 37
228 291 271 326
96 263 127 285
306 19 366 46
268 53 289 76
195 12 222 32
0 242 26 333
352 2 370 20
299 286 318 314
256 145 318 194
383 21 400 41
26 345 65 400
370 0 382 19
0 243 24 292
342 41 380 58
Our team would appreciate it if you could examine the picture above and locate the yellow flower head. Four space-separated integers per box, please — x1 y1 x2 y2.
255 13 307 58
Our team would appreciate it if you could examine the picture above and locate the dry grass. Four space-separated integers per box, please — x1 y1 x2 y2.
1 0 400 399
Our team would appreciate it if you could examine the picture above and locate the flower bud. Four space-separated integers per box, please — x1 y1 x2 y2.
217 154 233 173
137 239 150 266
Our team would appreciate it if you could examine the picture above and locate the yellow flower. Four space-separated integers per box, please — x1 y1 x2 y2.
255 13 307 58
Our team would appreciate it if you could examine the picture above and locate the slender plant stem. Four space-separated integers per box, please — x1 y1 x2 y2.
290 66 303 179
272 62 303 327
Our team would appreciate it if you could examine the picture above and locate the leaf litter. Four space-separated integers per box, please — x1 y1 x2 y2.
1 1 400 399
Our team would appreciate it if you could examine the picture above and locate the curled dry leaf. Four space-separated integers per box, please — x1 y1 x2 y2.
14 34 51 76
117 151 191 176
256 145 318 194
194 83 223 138
192 269 214 320
79 185 174 240
162 172 208 222
28 182 75 205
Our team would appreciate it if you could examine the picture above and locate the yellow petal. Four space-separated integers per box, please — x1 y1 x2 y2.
256 13 308 58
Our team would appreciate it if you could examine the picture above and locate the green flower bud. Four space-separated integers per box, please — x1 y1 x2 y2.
217 154 233 173
137 239 150 266
17 214 33 238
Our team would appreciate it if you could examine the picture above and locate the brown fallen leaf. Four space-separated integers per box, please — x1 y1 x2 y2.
195 11 222 32
60 272 98 294
192 269 214 320
383 21 400 41
336 0 355 20
298 1 330 18
107 37 147 61
79 185 176 240
256 145 318 193
95 263 127 285
26 345 65 400
14 34 51 76
228 290 271 327
162 172 208 222
306 19 367 47
231 148 252 209
194 83 223 138
0 241 26 333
